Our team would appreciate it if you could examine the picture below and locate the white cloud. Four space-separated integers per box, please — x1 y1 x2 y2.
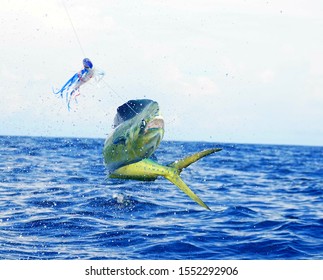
160 62 220 97
259 69 275 84
1 0 323 145
179 76 219 97
0 94 27 117
0 66 19 82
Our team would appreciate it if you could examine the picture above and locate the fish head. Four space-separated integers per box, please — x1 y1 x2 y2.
104 99 164 170
132 101 164 157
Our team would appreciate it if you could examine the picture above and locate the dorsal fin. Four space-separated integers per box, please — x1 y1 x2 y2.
113 99 154 127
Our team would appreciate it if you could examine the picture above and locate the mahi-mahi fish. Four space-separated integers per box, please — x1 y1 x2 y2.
103 99 221 210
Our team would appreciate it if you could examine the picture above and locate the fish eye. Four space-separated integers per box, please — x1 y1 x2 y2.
140 119 146 130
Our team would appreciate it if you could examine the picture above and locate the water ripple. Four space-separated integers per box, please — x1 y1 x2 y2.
0 136 322 259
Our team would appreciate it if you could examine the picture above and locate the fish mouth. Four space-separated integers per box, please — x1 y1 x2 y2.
145 116 164 133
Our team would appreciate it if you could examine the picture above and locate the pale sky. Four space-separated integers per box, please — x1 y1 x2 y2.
1 0 323 146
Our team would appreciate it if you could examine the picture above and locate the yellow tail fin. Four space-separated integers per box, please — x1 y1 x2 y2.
165 173 211 210
169 148 221 173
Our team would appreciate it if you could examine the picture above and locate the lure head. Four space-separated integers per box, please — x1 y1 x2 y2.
83 58 93 69
103 99 164 171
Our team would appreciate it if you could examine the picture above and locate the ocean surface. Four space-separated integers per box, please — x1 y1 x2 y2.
0 135 322 260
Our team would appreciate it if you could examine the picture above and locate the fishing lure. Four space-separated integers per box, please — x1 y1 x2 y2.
53 58 104 110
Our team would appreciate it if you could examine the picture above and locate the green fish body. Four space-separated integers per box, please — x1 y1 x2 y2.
103 99 221 210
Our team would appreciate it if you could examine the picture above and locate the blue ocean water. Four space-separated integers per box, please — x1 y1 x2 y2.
0 135 322 260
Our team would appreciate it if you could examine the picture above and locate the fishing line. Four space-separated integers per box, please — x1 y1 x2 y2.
102 80 139 115
62 1 86 57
